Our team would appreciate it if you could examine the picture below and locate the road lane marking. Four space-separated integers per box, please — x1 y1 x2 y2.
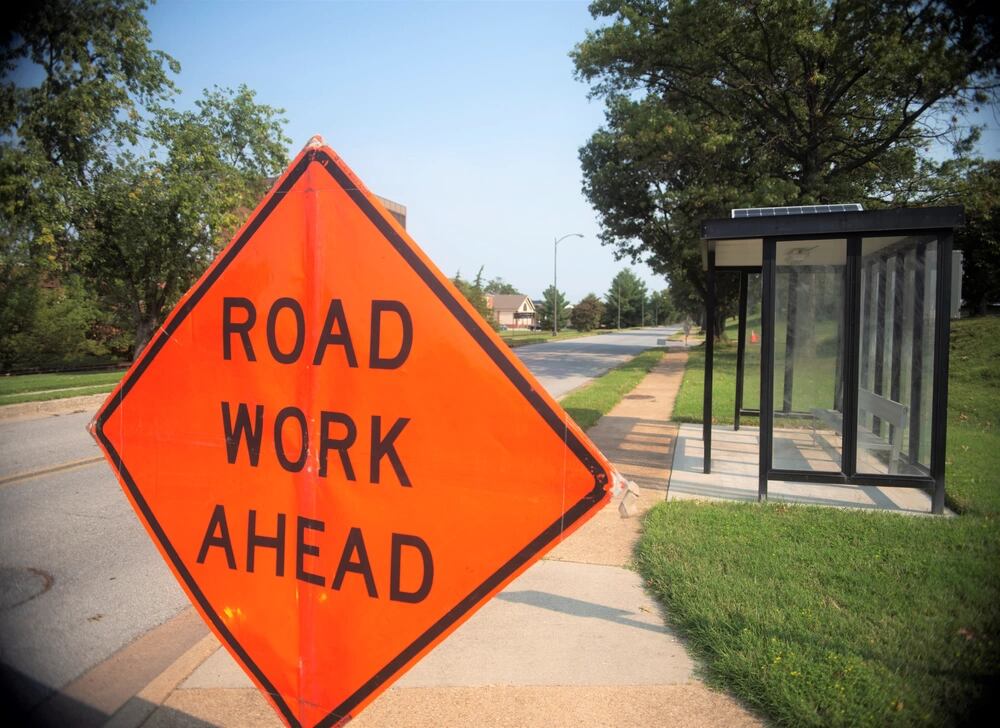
0 456 104 487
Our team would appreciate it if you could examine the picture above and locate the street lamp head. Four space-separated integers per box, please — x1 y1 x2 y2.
555 232 584 246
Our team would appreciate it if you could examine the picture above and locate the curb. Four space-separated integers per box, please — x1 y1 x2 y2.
103 634 220 728
0 393 107 422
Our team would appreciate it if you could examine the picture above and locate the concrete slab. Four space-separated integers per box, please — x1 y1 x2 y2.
353 685 764 728
670 423 944 514
399 559 693 688
182 559 694 691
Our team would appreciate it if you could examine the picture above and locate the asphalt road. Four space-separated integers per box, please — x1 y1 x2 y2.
516 326 681 399
0 325 681 715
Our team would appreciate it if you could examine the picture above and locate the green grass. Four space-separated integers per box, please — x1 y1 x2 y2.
637 315 1000 726
943 316 1000 515
638 502 1000 727
561 348 666 430
0 370 123 405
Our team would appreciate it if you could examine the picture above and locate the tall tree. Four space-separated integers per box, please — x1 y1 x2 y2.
571 293 605 331
603 268 647 328
1 0 179 364
452 267 498 330
647 288 675 325
573 0 998 325
76 86 289 356
537 285 570 331
484 276 521 295
953 161 1000 315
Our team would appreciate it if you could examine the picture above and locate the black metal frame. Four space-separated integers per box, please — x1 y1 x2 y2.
700 206 963 514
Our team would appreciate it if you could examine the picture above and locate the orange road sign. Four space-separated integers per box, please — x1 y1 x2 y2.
89 138 612 727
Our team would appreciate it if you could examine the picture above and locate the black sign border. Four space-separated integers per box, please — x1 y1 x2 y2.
94 149 609 728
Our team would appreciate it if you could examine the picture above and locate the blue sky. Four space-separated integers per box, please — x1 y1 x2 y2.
146 0 646 302
145 0 997 302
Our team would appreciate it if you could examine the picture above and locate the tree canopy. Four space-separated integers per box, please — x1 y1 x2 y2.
484 276 522 295
573 0 998 320
537 285 570 331
1 0 291 365
953 161 1000 314
452 267 499 330
571 293 605 331
604 268 648 328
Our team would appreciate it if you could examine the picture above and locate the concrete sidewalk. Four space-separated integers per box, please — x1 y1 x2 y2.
107 351 763 728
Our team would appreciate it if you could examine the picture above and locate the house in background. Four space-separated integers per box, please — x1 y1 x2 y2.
487 294 537 329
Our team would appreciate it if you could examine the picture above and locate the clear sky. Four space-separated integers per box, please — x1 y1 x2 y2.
144 0 658 303
145 1 997 303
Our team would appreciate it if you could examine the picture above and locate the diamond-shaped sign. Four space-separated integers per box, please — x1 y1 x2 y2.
90 139 611 727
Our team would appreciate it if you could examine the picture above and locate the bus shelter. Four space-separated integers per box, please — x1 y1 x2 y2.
700 206 963 514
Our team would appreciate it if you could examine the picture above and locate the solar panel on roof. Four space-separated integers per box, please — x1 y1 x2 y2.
731 203 863 219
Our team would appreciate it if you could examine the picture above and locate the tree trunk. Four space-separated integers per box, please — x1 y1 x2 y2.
133 317 156 361
714 308 727 343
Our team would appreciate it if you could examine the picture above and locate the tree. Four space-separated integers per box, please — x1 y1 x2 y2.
0 275 115 371
537 285 570 331
484 276 521 295
953 161 1000 314
452 267 498 330
571 293 605 331
76 86 289 357
603 269 647 328
647 288 675 325
1 0 179 363
573 0 998 332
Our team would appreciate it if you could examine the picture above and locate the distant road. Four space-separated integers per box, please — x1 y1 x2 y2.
517 325 683 399
0 325 682 716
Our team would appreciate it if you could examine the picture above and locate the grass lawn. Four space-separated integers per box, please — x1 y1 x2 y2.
561 348 666 430
637 315 1000 726
0 370 123 405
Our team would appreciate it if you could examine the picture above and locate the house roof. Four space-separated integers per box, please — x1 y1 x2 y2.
490 294 533 312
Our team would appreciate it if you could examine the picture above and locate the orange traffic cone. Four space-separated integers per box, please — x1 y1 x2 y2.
750 329 759 344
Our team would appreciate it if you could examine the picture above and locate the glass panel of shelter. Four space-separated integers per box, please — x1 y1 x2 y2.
857 235 937 476
770 239 847 474
740 273 762 412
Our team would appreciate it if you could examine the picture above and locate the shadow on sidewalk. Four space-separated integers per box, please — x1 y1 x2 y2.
496 590 664 636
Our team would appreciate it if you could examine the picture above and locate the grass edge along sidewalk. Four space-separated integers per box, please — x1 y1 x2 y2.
560 347 666 430
637 316 1000 727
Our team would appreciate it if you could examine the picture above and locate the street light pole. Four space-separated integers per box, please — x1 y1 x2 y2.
553 233 583 336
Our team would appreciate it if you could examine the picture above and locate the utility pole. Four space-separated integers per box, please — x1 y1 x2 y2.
617 284 621 329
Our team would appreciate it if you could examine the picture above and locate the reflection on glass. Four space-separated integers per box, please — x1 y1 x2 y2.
772 240 846 472
741 273 762 411
857 236 936 475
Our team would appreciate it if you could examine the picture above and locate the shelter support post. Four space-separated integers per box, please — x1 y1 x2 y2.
842 236 863 476
703 249 716 474
734 271 748 431
759 239 776 501
930 233 953 515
